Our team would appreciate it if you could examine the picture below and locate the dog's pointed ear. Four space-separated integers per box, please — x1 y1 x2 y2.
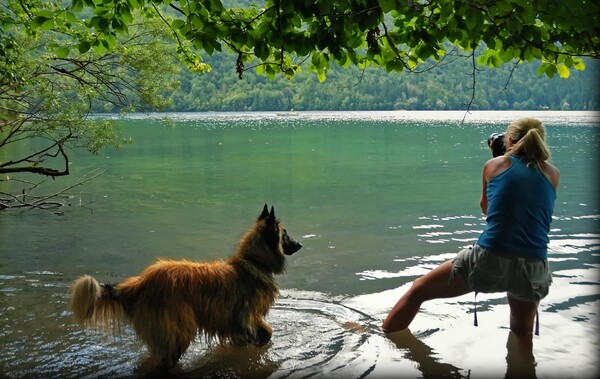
267 206 276 224
259 204 269 220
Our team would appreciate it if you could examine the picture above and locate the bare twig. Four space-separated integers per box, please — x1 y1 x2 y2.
462 50 477 124
0 167 107 213
502 61 520 92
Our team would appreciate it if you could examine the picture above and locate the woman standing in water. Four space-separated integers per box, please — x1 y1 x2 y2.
382 117 560 339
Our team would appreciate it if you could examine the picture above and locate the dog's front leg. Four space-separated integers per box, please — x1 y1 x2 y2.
254 319 272 346
232 324 271 346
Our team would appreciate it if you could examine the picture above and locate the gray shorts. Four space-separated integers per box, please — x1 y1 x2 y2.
450 244 552 303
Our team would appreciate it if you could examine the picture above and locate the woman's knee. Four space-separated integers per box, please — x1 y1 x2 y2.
407 275 441 304
509 316 534 336
508 296 537 335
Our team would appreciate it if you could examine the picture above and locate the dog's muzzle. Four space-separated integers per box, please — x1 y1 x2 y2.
282 231 302 255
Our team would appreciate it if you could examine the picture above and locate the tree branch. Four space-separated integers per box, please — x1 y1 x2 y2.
0 167 107 213
0 133 71 177
462 50 477 123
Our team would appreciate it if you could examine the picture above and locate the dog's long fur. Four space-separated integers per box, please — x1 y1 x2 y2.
69 205 301 369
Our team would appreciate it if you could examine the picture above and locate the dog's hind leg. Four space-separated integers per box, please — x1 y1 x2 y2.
157 333 193 370
133 305 197 370
162 306 197 369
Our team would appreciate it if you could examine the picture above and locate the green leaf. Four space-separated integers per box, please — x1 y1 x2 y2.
284 68 295 79
531 47 542 60
111 18 123 32
265 64 276 80
298 37 314 56
32 16 49 28
191 15 203 29
557 64 570 78
385 59 403 72
37 10 55 19
78 40 91 54
440 3 453 18
290 14 302 29
192 39 204 51
317 69 326 82
93 39 107 54
337 51 349 68
408 57 418 70
523 45 534 62
476 54 486 66
379 0 397 13
492 55 502 68
564 56 574 67
545 64 557 78
71 0 84 12
311 52 323 68
414 43 432 60
501 47 516 63
521 5 536 24
464 10 482 31
120 8 133 24
65 12 77 24
257 21 272 36
573 59 586 71
536 63 548 75
56 47 70 58
204 41 214 55
41 18 55 30
208 0 224 12
171 19 185 30
255 42 269 61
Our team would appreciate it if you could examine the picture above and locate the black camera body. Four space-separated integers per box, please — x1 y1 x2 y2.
488 132 506 157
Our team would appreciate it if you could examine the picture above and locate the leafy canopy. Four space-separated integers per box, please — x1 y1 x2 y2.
22 0 600 80
1 0 179 184
1 0 597 209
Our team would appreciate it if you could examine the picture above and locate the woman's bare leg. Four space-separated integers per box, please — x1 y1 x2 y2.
505 330 536 378
382 260 471 333
507 296 537 337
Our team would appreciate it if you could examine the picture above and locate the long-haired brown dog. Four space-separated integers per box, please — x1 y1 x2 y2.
69 205 302 370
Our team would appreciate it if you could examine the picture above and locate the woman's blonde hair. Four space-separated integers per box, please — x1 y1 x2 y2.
505 117 551 169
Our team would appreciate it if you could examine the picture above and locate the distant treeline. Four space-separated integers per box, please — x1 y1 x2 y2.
154 53 598 112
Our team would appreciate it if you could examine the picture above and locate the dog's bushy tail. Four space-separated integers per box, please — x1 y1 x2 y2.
69 275 125 332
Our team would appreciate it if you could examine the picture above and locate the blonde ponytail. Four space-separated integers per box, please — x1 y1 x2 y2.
505 117 551 169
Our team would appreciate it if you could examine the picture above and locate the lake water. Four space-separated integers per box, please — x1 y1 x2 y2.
1 111 598 378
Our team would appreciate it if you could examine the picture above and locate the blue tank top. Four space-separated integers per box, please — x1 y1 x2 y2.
477 155 556 259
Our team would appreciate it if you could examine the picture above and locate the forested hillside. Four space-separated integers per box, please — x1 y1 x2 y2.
162 54 598 112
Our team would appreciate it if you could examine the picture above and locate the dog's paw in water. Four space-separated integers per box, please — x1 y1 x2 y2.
255 324 273 346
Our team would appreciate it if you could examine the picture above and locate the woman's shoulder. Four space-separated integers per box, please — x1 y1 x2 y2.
484 155 512 167
483 155 512 180
541 162 560 189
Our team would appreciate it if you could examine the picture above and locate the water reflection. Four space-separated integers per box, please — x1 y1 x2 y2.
135 344 278 379
186 344 278 379
386 329 463 378
504 332 537 379
386 329 539 379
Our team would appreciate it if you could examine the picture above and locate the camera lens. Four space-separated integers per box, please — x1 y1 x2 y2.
487 132 506 157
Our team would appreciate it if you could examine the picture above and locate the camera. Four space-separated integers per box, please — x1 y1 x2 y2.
487 132 506 157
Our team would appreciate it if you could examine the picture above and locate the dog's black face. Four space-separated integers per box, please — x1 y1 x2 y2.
282 229 302 255
258 204 302 256
246 204 302 274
